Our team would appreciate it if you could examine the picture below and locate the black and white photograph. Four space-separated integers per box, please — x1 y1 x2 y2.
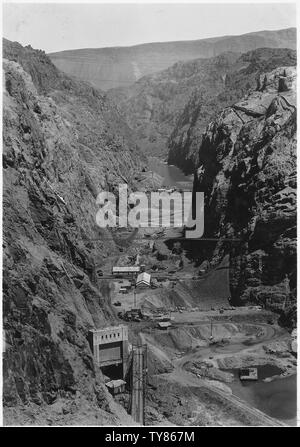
1 0 298 428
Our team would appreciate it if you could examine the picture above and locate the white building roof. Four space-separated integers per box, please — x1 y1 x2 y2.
158 321 171 328
136 272 151 285
106 379 126 389
112 266 140 273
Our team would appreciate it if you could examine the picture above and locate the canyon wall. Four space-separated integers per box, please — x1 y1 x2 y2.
168 48 296 172
3 39 143 424
191 66 296 326
108 48 296 161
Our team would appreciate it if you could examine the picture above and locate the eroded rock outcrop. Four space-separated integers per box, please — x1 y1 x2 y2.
108 47 295 163
168 48 296 172
192 66 296 324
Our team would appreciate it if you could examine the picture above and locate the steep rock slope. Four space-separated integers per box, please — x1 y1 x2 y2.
49 28 296 90
2 39 142 424
168 48 296 171
192 66 296 325
109 48 296 161
109 52 240 159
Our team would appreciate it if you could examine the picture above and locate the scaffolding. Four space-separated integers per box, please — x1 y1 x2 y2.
128 344 147 425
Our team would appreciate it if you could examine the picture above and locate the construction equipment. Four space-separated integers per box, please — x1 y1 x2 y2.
239 368 258 381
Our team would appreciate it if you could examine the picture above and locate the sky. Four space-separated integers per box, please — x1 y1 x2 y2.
2 2 297 53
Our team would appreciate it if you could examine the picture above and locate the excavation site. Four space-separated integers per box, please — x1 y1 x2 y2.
2 3 297 428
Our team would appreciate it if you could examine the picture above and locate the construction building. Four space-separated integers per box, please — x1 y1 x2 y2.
157 321 172 330
88 325 128 378
112 266 140 275
136 272 151 288
106 379 126 396
239 368 258 381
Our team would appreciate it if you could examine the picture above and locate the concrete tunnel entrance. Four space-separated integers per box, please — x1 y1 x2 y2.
101 364 124 380
88 325 129 380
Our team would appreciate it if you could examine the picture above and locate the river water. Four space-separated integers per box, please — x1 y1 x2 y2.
148 157 194 190
147 157 194 237
230 372 297 426
149 157 297 427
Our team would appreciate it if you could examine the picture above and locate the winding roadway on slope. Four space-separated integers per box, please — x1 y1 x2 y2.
151 319 288 426
172 321 286 367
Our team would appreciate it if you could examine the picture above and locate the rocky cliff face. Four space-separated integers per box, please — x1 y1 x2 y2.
108 48 296 161
168 48 296 172
49 28 296 90
2 39 143 424
192 66 296 326
109 52 242 158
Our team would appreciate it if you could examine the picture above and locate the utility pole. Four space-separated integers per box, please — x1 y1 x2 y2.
133 272 137 309
134 284 137 309
283 274 290 311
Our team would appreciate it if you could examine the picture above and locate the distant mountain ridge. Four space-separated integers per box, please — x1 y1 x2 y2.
49 27 296 90
107 47 296 162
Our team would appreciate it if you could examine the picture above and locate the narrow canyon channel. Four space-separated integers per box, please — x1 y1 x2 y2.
148 156 194 190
